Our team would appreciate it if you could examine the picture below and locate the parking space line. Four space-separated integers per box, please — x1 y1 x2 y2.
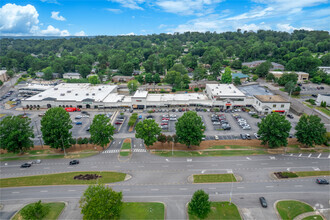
265 186 274 188
317 153 322 158
179 188 188 190
308 154 312 158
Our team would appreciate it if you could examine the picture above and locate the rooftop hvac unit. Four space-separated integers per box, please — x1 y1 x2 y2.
233 91 236 93
86 93 89 96
67 90 71 93
60 93 65 96
92 93 95 96
99 88 101 91
75 94 78 96
39 95 42 97
54 88 58 90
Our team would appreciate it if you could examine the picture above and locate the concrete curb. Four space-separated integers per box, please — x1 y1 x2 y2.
293 211 325 220
124 174 132 181
274 199 315 220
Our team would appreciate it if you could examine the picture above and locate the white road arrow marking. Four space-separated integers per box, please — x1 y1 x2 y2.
269 156 275 160
187 159 192 162
246 157 251 160
287 168 291 171
299 154 302 157
313 167 320 171
165 159 169 162
201 170 206 174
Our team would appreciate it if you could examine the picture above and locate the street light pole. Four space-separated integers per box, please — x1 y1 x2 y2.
229 170 234 205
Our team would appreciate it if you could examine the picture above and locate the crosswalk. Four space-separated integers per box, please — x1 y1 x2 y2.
283 153 330 160
102 149 147 154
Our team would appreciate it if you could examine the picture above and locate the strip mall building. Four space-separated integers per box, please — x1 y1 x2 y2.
22 83 290 115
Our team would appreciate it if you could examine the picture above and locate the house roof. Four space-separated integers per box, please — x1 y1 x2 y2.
63 72 81 76
232 73 249 79
254 95 289 103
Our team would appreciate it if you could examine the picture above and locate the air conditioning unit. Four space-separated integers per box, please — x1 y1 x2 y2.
67 90 71 93
86 93 89 96
54 88 58 90
75 94 78 96
92 93 95 96
60 93 65 96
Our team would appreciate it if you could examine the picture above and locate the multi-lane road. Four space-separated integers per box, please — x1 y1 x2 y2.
1 139 329 219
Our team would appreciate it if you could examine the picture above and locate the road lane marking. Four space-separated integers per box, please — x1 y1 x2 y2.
179 188 188 190
236 164 243 166
11 192 20 194
91 166 97 168
187 159 192 162
237 187 245 189
299 154 302 157
211 164 218 167
246 157 251 160
317 153 322 158
308 154 312 158
294 185 303 187
312 162 318 164
261 163 268 165
162 165 169 168
313 167 320 171
208 188 216 190
265 186 274 188
151 189 159 191
269 156 275 160
286 162 293 164
138 166 144 168
40 190 48 192
43 167 50 169
68 190 76 192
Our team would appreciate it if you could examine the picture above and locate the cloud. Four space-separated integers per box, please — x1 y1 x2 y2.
109 0 145 10
0 3 39 35
276 23 313 32
105 8 123 13
226 7 273 21
239 22 271 32
158 24 167 29
156 0 223 16
252 0 327 11
40 0 59 4
51 11 66 21
40 25 70 36
74 31 86 36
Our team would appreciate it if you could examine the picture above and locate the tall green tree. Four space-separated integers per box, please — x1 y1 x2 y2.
152 73 161 83
40 107 72 155
257 112 291 148
80 184 123 220
233 77 241 85
255 61 272 77
135 119 162 147
170 63 187 75
221 67 232 83
188 190 211 219
295 115 326 147
278 72 298 86
127 80 139 94
88 75 100 84
145 73 153 83
90 114 115 150
284 81 296 95
21 200 50 220
230 59 242 69
0 116 34 153
119 62 134 76
175 111 205 148
42 67 53 80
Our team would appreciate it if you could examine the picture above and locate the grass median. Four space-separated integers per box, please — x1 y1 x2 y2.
275 171 330 179
120 142 131 157
193 174 237 183
276 200 314 220
12 202 65 220
120 202 164 220
302 215 323 220
152 149 267 157
189 202 241 220
0 171 126 188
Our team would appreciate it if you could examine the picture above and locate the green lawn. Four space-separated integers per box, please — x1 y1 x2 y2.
302 215 323 220
120 142 131 156
207 145 264 150
296 171 330 177
12 202 65 220
120 202 164 220
153 149 267 157
189 202 241 220
0 171 126 187
0 151 98 161
316 107 330 116
276 200 314 220
193 174 236 183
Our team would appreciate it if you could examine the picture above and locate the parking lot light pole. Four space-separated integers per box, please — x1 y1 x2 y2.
228 170 234 205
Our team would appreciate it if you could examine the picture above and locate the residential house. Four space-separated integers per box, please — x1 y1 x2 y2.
35 72 44 78
189 81 218 90
63 72 82 79
112 75 134 83
0 70 8 82
232 73 250 83
319 66 330 74
140 84 172 92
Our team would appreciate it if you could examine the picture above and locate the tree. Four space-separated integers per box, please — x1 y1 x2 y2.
170 63 187 75
77 64 92 78
88 75 100 84
233 77 241 85
166 135 173 145
21 200 49 220
0 116 34 154
284 81 296 95
278 72 298 86
135 119 161 147
145 73 153 83
266 73 275 82
230 60 242 69
320 53 330 66
188 190 211 219
241 66 250 74
41 107 73 155
135 74 144 84
255 61 272 77
193 66 207 81
119 62 134 76
127 80 139 94
295 115 326 147
175 111 205 148
257 112 291 148
164 70 180 85
90 114 115 150
80 184 123 220
42 67 53 80
194 87 200 92
210 61 222 76
252 75 258 81
157 133 167 145
153 73 160 83
221 67 232 83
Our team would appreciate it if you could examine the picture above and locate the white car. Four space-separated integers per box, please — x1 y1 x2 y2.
254 133 260 139
213 122 221 125
75 115 82 119
170 118 177 121
170 114 177 118
82 115 90 118
162 115 169 118
214 135 219 140
242 126 251 130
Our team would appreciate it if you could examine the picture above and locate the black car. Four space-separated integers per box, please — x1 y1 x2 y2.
287 114 294 119
146 115 153 119
69 160 79 165
316 178 329 184
81 111 90 115
259 197 267 208
21 163 31 168
312 94 318 98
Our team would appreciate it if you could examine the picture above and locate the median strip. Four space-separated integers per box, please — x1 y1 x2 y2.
193 174 237 183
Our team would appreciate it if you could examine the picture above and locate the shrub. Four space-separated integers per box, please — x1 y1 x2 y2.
21 200 49 220
307 99 316 105
147 110 154 114
128 113 138 126
194 87 199 92
172 88 176 92
279 172 298 178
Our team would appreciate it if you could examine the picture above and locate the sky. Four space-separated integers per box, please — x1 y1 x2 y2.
0 0 329 36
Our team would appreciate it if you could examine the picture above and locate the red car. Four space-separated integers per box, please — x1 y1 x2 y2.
161 123 168 125
162 118 169 120
115 121 123 125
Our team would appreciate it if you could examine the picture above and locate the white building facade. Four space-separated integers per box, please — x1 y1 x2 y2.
253 95 290 115
316 94 330 106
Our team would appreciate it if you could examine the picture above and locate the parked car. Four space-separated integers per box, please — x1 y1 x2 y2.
38 113 45 117
69 160 79 165
242 126 251 130
161 123 168 125
81 111 90 115
146 115 153 119
240 134 247 140
138 115 142 119
214 135 219 140
21 163 31 168
259 197 267 208
316 178 329 184
115 121 123 125
287 114 294 119
213 122 221 125
312 94 317 98
246 134 251 140
222 124 231 130
162 118 169 121
75 121 82 125
254 133 260 139
75 115 82 119
170 118 177 121
86 127 90 131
